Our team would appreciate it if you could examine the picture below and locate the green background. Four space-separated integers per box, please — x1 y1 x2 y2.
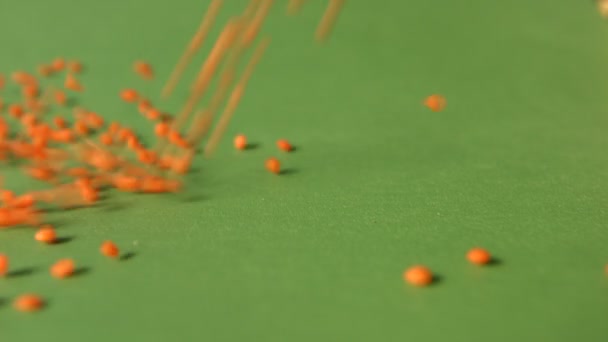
1 0 608 341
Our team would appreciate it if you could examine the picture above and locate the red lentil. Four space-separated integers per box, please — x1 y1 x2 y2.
50 259 75 279
234 134 247 150
0 254 8 276
100 241 120 258
265 157 281 174
120 89 139 103
276 139 292 152
403 265 433 287
35 225 57 244
13 294 44 312
134 61 154 80
424 94 446 112
467 247 492 265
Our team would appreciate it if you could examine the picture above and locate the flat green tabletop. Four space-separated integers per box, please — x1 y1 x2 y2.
1 1 608 341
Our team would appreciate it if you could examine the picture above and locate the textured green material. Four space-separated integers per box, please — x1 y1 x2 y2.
1 1 607 341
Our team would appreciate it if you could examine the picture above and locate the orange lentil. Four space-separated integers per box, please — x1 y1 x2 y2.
32 135 49 149
403 265 434 287
466 247 492 265
13 294 44 312
167 129 181 145
8 104 24 118
53 129 75 143
20 113 38 127
234 134 247 150
65 73 83 91
31 149 48 162
168 130 189 148
100 241 120 258
38 65 53 77
118 128 134 142
0 118 7 136
265 157 281 174
81 187 98 204
138 99 152 114
134 61 154 80
100 133 113 146
67 167 91 178
0 254 8 276
23 127 37 140
155 122 169 138
171 154 192 174
2 192 16 207
145 108 161 121
67 60 82 73
50 258 75 279
1 190 15 204
126 136 141 150
74 121 89 135
139 176 180 193
35 225 57 244
52 57 66 71
36 123 52 138
87 113 104 128
75 177 92 190
112 175 140 192
424 94 446 112
22 84 39 98
120 165 148 178
10 142 34 158
137 149 157 164
27 166 56 182
157 155 174 170
17 210 41 226
11 194 35 209
89 151 119 171
108 122 121 134
276 139 293 152
53 116 68 129
177 137 191 149
54 90 67 106
1 121 12 139
11 71 36 85
0 208 17 227
75 178 100 203
120 89 139 103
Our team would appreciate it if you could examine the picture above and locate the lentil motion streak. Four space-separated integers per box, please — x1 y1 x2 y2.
0 0 345 229
0 0 345 312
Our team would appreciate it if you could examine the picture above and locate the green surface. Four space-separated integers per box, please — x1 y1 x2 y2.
1 0 608 341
